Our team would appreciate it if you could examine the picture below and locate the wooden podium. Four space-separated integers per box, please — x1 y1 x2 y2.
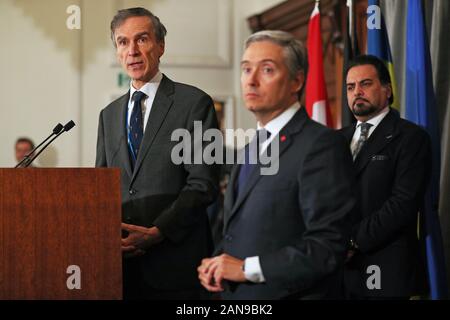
0 168 122 299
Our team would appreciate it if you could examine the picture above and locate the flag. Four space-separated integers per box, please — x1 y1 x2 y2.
305 1 333 127
341 0 357 128
406 0 448 299
367 0 399 110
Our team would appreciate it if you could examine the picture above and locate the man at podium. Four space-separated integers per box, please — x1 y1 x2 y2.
96 7 219 299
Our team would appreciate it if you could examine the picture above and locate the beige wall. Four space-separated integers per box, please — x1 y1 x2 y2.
0 0 82 167
0 0 283 167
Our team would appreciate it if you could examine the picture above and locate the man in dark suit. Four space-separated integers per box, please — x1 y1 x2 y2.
197 30 356 299
96 7 219 299
341 55 430 299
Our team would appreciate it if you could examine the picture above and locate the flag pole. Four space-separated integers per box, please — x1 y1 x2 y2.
347 0 353 40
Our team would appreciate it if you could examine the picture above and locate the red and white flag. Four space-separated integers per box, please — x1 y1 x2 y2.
305 2 333 127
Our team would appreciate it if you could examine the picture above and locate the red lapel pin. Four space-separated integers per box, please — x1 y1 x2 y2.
280 135 286 142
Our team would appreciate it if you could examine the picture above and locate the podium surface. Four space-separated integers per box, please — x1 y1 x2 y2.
0 168 122 299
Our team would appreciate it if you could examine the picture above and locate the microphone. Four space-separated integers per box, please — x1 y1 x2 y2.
63 120 76 132
15 123 64 168
23 120 76 168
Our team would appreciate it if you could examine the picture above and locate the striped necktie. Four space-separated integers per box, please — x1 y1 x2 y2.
353 122 372 160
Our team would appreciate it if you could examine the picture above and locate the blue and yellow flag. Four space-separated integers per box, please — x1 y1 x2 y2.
366 0 398 110
406 0 448 300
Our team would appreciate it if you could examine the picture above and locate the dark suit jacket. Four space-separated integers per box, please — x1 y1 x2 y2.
340 108 430 298
96 75 219 292
220 108 356 300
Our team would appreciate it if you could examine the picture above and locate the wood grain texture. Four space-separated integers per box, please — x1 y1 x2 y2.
0 168 122 299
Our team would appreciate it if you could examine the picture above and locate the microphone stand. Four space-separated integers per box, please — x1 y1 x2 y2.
15 123 63 168
23 121 76 168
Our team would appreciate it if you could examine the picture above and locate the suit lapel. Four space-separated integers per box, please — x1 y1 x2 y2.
223 164 239 224
131 75 175 183
341 125 356 145
116 91 133 178
230 153 264 215
354 108 399 174
224 107 308 230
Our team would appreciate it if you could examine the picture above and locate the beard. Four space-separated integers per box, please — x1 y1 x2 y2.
351 99 378 117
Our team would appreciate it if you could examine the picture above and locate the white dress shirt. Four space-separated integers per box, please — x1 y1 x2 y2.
127 71 163 132
244 101 301 283
350 107 390 155
256 101 301 154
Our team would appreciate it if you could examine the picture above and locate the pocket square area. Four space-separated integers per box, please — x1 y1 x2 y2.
371 155 388 161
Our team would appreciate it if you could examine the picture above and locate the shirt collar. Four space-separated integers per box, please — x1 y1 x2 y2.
257 101 301 136
356 106 390 129
129 71 163 99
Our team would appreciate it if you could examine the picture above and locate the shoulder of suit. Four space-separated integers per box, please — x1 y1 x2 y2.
159 73 204 95
101 91 129 113
304 117 335 135
170 80 212 99
337 125 354 134
396 116 429 139
295 117 344 145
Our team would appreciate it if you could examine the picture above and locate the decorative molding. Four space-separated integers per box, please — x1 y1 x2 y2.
247 0 337 33
110 0 232 68
161 1 232 68
213 95 235 130
212 95 235 147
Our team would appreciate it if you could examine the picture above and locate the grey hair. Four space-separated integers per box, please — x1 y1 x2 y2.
110 7 167 47
245 30 308 99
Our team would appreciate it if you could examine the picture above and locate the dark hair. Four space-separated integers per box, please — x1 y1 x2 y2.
345 54 394 105
110 7 167 47
15 137 35 149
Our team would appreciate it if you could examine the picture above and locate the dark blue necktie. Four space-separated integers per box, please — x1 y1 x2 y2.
129 91 147 164
236 129 271 197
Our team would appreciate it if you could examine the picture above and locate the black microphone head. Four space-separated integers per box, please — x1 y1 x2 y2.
53 123 64 134
63 120 76 132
